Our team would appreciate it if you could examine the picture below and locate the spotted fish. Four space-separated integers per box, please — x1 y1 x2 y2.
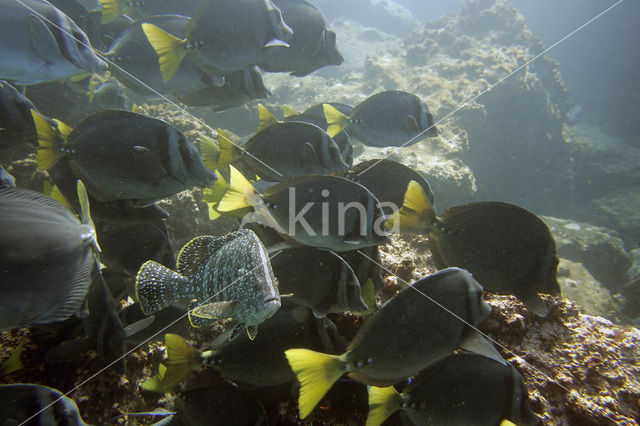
135 229 280 339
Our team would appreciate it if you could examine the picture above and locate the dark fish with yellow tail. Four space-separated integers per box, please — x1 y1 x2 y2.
135 229 280 340
142 304 347 391
218 119 349 181
141 0 293 80
348 158 435 213
176 66 271 109
105 15 224 96
257 103 353 167
216 166 389 251
271 247 368 317
0 0 106 85
31 109 216 206
0 384 88 425
0 80 45 148
259 0 343 76
284 267 490 419
366 354 539 426
47 156 170 224
387 184 559 316
0 181 99 330
323 90 438 147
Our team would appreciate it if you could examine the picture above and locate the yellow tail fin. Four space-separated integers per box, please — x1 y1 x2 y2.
196 135 220 171
202 170 227 220
385 180 436 233
162 334 201 388
99 0 124 23
216 129 238 170
366 386 403 426
257 104 278 132
31 110 64 170
43 182 72 211
131 103 140 113
141 363 171 393
500 421 518 426
141 23 187 81
282 105 297 119
284 348 346 419
323 104 349 137
0 342 24 376
216 165 254 212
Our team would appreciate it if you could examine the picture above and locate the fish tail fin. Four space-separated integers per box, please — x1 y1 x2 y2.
356 278 377 316
202 170 227 220
141 23 187 81
98 0 124 23
216 165 254 212
282 105 297 118
135 261 189 314
131 103 139 113
385 180 436 233
323 104 349 137
196 135 220 171
216 129 238 169
0 342 24 376
141 363 172 393
284 348 346 419
257 104 278 131
162 334 202 388
500 421 518 426
31 110 64 170
366 386 403 426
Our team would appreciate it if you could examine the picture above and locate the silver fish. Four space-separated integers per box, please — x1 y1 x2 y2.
0 384 88 425
0 0 106 85
0 183 98 330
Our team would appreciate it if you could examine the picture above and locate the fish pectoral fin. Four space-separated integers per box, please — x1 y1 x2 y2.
257 104 279 132
190 301 236 320
405 115 420 131
459 330 507 365
366 386 403 426
141 23 188 82
28 14 60 63
302 142 320 169
246 325 258 340
264 38 289 48
133 146 169 181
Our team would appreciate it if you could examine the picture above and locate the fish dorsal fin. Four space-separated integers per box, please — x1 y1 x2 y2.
405 115 420 131
257 104 278 132
185 0 211 39
141 23 187 82
216 129 238 170
282 105 297 118
366 386 403 426
77 180 101 255
196 135 220 171
133 146 169 181
459 330 507 365
216 165 255 212
28 14 60 63
385 180 436 233
323 104 349 137
176 235 220 276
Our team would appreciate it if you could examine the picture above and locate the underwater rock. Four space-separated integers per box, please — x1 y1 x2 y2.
542 216 631 292
556 259 617 319
586 188 640 250
481 295 640 425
